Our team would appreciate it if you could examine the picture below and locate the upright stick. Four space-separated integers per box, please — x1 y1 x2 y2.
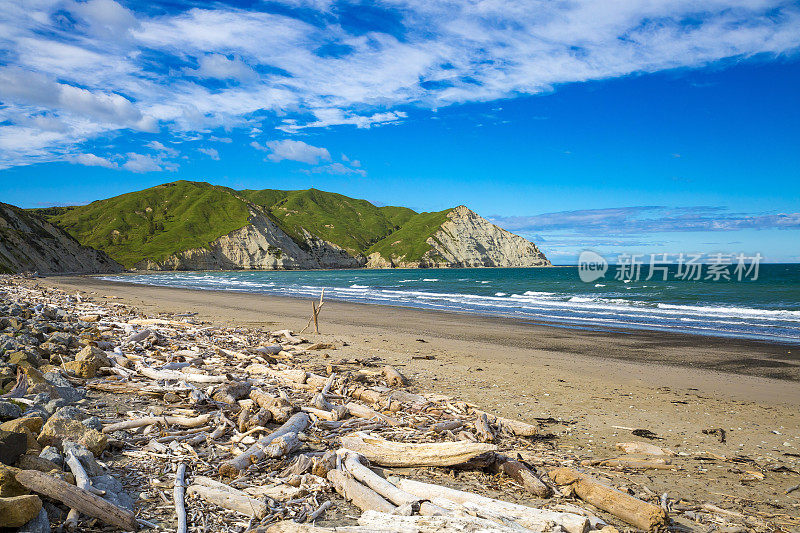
174 463 187 533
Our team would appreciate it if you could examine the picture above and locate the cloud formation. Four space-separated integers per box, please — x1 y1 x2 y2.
0 0 798 168
490 206 800 235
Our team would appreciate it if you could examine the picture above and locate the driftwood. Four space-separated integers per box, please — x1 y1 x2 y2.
341 432 496 467
15 469 139 531
137 365 228 383
549 467 668 531
326 469 395 514
382 365 407 387
174 463 187 533
64 449 103 529
475 413 495 442
345 402 401 427
220 413 310 477
489 454 551 498
188 476 268 518
472 409 538 437
394 477 589 533
103 413 212 433
615 442 675 456
431 420 463 433
357 509 534 532
342 453 447 516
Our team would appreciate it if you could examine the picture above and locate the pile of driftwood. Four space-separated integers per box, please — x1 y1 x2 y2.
5 277 787 532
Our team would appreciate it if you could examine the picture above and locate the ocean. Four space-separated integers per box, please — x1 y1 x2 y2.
102 264 800 344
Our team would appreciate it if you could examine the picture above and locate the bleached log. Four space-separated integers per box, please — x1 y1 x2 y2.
342 453 447 516
431 420 463 433
137 365 228 384
340 432 496 467
326 469 395 514
174 463 187 533
15 469 139 531
272 329 303 344
187 480 268 519
350 387 401 411
489 455 551 498
64 449 103 529
220 413 310 477
102 413 212 433
382 365 407 387
394 477 589 533
345 402 401 427
471 409 537 437
549 467 667 531
615 442 675 456
358 509 536 532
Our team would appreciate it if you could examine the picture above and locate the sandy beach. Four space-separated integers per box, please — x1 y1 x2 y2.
36 274 800 528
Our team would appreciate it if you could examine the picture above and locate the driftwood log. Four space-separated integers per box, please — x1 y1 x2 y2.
549 467 668 531
342 453 447 516
326 469 395 514
137 365 228 384
345 402 401 427
219 412 310 477
382 365 407 387
394 477 589 533
103 413 212 433
15 469 139 531
471 409 538 437
489 454 551 498
340 432 496 467
188 476 268 518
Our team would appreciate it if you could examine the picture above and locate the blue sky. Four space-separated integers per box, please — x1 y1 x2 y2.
0 0 799 263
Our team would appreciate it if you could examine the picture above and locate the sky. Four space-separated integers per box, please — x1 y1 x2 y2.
0 0 799 263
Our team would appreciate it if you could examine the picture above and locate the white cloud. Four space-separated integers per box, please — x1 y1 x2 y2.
304 162 366 176
70 153 118 168
146 140 179 157
198 147 220 160
264 139 331 164
187 54 257 82
122 152 177 173
0 0 799 168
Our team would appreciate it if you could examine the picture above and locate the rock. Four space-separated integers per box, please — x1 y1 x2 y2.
63 359 99 378
63 441 103 476
38 446 63 467
0 400 22 421
18 426 43 454
0 416 45 435
81 416 102 432
74 345 111 368
91 474 134 511
15 507 50 533
38 411 107 456
0 494 43 527
0 429 26 465
0 464 26 497
15 454 60 473
8 351 42 368
42 374 84 404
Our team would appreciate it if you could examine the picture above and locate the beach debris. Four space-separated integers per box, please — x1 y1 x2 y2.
549 467 668 531
703 427 727 443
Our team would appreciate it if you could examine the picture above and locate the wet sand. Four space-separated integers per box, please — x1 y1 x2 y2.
40 275 800 520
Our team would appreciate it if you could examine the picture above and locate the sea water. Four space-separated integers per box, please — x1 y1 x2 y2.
103 264 800 344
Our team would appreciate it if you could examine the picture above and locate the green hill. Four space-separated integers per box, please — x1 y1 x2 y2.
241 188 407 255
34 181 251 267
367 209 452 264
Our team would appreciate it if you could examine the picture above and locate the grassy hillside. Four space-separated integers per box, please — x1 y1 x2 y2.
34 181 461 268
38 181 251 267
367 209 452 263
243 188 405 254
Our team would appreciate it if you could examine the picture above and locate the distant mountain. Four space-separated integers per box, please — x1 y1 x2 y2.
0 202 122 274
33 181 550 270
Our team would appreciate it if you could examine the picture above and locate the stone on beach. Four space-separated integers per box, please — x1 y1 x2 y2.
0 494 43 527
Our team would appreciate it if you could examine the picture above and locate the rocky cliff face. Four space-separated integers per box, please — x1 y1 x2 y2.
135 210 364 271
0 203 122 274
366 206 550 268
423 206 550 267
